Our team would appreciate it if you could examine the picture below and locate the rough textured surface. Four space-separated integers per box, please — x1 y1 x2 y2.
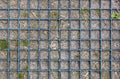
0 0 120 79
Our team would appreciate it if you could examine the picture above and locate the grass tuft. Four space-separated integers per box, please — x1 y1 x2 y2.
0 40 8 50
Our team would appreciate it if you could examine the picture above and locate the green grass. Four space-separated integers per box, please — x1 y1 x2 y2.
111 13 120 19
0 40 8 50
50 11 59 18
21 40 29 47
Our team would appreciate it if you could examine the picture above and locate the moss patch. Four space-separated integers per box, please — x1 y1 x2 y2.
75 53 80 58
103 72 109 79
0 40 8 50
80 9 90 18
81 9 89 14
22 11 29 18
95 10 100 15
18 73 24 79
21 40 29 47
51 26 58 29
94 52 99 57
18 65 28 79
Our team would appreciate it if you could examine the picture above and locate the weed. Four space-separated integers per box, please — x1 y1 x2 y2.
95 10 100 15
94 52 99 57
50 11 59 18
18 71 27 79
18 73 24 79
15 41 19 47
103 72 109 79
18 65 28 79
51 58 58 61
104 52 109 56
21 40 29 47
75 53 80 58
94 63 99 69
0 40 8 50
51 26 58 29
31 22 38 28
22 11 29 18
81 9 89 14
77 32 80 38
80 9 90 18
50 69 54 71
25 64 28 70
111 13 120 19
102 62 109 69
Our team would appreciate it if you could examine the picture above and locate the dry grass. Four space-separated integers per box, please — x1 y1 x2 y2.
0 0 120 79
